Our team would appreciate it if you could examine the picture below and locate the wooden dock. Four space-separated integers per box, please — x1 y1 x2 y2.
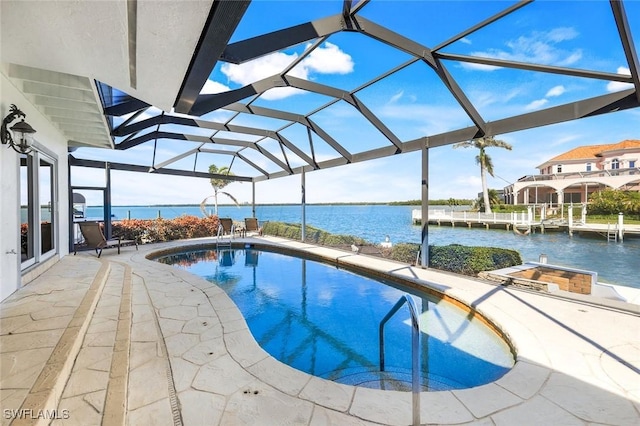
412 209 640 240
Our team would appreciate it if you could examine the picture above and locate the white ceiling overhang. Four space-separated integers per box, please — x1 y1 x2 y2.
1 0 214 149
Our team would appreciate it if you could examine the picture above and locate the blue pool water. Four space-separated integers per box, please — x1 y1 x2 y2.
90 204 640 288
157 248 515 391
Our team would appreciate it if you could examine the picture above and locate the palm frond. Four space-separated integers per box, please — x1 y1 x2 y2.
220 191 240 207
485 155 495 176
200 195 216 217
453 141 473 149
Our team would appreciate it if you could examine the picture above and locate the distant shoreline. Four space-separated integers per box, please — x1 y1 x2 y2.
88 202 405 208
86 200 473 208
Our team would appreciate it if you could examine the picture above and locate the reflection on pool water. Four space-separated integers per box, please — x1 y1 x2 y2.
157 248 515 391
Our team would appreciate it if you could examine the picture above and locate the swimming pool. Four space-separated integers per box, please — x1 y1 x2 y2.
157 247 515 391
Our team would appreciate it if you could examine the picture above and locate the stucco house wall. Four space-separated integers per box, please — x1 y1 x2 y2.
505 140 640 206
1 72 70 301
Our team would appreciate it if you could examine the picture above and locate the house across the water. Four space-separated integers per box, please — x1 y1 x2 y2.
504 140 640 206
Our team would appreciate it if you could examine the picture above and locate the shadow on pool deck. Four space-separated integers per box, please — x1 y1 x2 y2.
1 236 639 425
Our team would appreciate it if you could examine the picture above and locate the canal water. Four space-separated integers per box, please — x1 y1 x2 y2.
86 204 640 289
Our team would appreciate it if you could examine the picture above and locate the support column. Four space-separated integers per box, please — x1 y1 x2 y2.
251 181 256 218
104 162 112 239
301 168 306 242
68 158 74 253
557 190 564 219
420 142 429 268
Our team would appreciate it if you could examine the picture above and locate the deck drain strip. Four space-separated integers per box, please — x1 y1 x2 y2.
136 272 183 426
103 262 132 425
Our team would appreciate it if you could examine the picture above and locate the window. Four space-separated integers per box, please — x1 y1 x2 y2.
611 158 619 169
19 150 57 269
557 164 562 173
20 155 35 266
39 158 55 256
586 162 591 171
630 160 636 168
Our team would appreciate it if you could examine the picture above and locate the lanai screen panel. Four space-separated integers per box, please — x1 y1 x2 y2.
87 0 639 183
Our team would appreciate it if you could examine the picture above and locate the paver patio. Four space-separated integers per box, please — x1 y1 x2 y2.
1 236 639 425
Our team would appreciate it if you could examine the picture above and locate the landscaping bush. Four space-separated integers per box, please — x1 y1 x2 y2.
263 222 522 277
262 222 367 246
112 215 220 243
429 244 521 275
589 189 640 216
388 242 521 275
389 243 421 264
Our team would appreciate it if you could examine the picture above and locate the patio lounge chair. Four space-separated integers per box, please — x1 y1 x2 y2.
244 218 262 236
75 221 137 258
218 218 236 238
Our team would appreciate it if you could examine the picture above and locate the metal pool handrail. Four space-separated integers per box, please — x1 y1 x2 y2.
379 294 421 426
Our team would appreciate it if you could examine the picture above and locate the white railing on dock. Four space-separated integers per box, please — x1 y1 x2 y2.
412 209 532 225
412 207 639 242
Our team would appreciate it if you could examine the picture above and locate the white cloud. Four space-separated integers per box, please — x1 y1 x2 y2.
525 99 548 110
606 66 634 92
301 42 354 74
217 42 354 101
462 62 501 72
546 85 565 97
389 90 404 103
200 80 230 94
549 134 581 147
221 51 303 84
462 27 582 71
460 37 472 45
545 27 579 43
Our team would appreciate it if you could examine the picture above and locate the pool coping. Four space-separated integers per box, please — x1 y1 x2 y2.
3 236 637 425
135 236 639 425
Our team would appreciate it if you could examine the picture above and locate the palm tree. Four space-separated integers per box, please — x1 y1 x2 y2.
200 164 239 216
453 136 512 213
474 189 501 212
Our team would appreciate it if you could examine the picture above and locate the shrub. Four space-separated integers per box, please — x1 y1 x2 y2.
388 243 521 276
112 215 220 243
263 222 521 276
262 222 367 246
589 189 640 216
389 243 421 264
429 244 521 275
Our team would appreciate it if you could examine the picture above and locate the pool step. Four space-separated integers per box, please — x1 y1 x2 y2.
325 367 463 391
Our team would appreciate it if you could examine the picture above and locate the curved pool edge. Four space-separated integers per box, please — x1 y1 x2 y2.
133 237 560 424
147 238 521 364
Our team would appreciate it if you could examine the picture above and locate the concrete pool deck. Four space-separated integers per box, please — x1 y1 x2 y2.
1 236 639 425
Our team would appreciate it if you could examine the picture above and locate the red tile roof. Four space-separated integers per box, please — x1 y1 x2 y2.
546 139 640 162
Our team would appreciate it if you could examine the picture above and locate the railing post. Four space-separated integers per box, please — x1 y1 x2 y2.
618 212 624 242
379 295 421 426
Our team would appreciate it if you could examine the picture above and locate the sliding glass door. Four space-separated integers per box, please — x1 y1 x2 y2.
19 150 57 270
20 154 35 267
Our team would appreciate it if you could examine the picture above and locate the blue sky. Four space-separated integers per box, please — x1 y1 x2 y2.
72 0 640 206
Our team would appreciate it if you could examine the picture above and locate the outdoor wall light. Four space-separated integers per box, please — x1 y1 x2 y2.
1 104 37 154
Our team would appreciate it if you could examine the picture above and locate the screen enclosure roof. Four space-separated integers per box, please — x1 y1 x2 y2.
3 1 639 184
